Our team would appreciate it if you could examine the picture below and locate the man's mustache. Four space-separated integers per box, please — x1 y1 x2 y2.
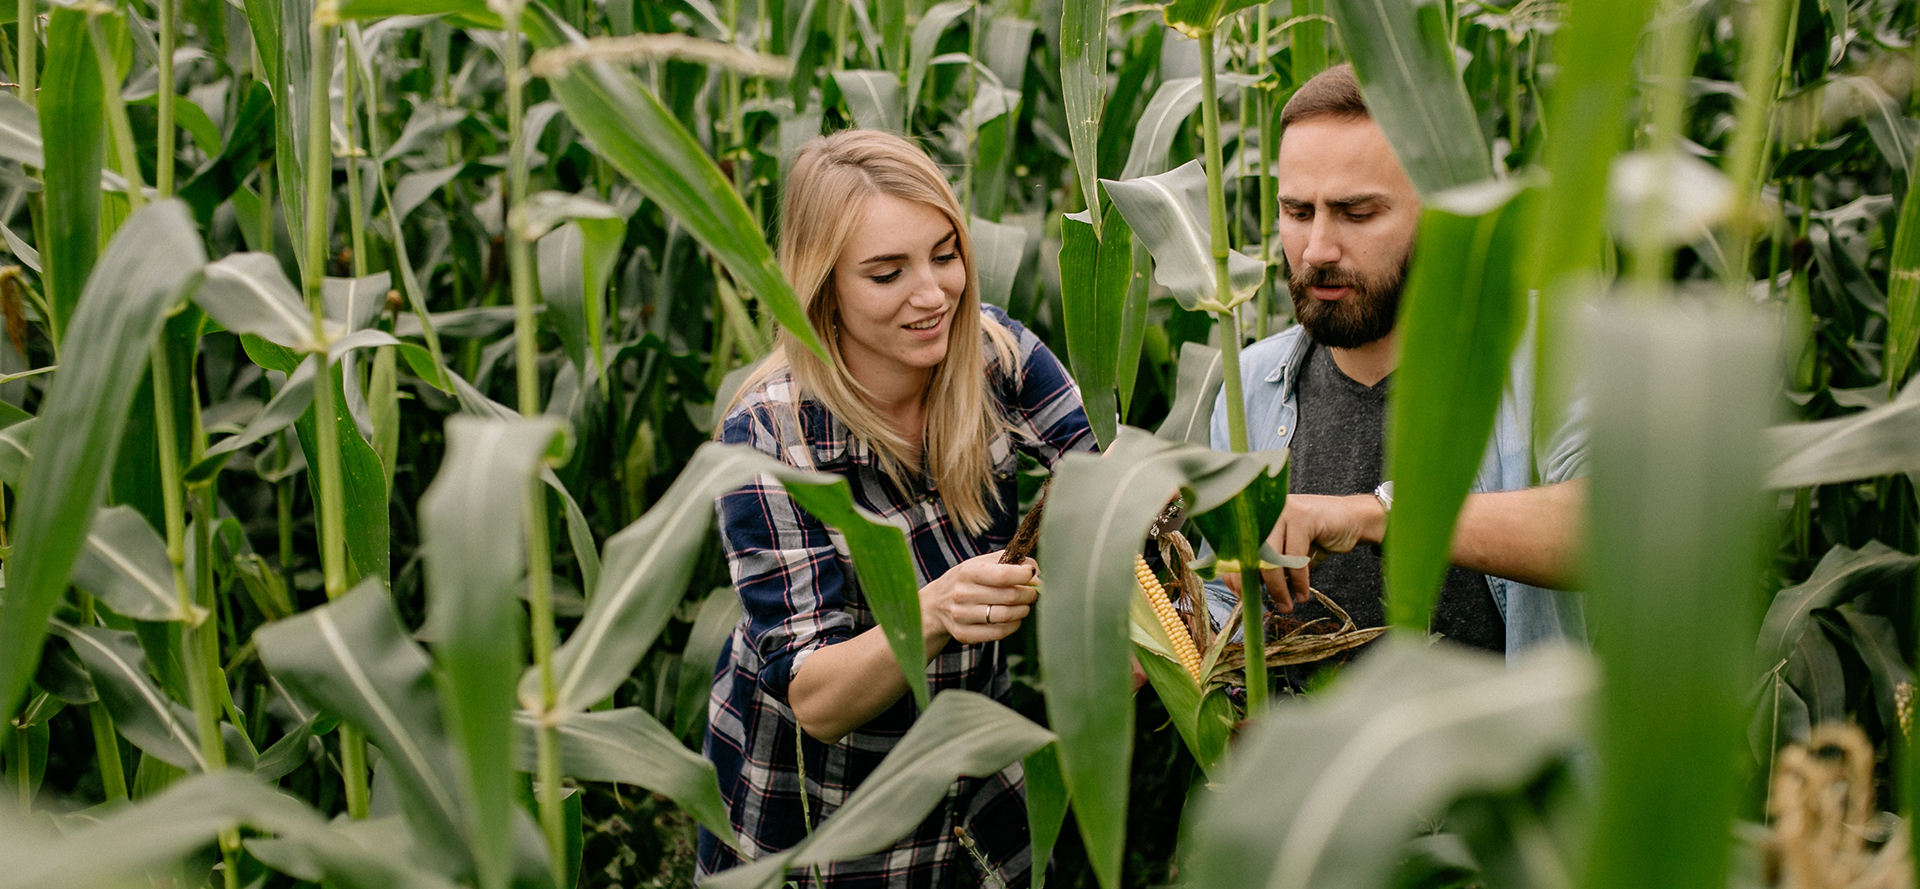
1294 265 1363 289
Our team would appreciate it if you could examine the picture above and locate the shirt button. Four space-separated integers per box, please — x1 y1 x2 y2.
1276 424 1288 437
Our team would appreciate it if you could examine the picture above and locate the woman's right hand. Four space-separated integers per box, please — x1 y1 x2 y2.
921 552 1039 649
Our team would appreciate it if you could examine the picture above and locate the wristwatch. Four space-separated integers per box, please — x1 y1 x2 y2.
1372 480 1394 514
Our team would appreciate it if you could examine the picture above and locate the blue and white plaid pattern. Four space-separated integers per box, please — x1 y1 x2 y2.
698 306 1092 888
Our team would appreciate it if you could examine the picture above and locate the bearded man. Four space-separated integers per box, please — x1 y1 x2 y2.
1209 63 1587 666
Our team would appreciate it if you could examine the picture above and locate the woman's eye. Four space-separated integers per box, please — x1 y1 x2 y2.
935 252 959 263
871 270 901 284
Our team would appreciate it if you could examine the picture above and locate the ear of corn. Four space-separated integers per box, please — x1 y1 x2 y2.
1136 554 1202 682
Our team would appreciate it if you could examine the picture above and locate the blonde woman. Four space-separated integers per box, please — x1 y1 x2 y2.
699 130 1093 887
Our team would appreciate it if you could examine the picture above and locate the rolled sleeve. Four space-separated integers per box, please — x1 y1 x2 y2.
717 409 856 701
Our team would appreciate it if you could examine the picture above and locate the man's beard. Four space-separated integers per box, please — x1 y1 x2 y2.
1288 253 1411 349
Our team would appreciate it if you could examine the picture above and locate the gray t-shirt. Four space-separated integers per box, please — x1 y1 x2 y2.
1286 342 1504 657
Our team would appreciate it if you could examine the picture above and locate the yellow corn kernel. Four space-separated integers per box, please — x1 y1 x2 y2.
1136 555 1202 682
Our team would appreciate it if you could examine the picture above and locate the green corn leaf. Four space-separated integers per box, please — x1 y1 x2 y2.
1833 607 1914 737
1060 205 1134 448
1382 180 1531 630
0 92 43 168
1131 634 1235 774
1155 341 1224 446
1888 145 1920 388
904 1 970 127
523 4 826 363
38 7 104 343
831 69 902 133
533 441 927 719
702 691 1054 889
323 0 504 30
536 215 626 381
1187 456 1289 582
1162 0 1266 35
1180 639 1595 889
1754 541 1919 668
1121 74 1258 181
251 715 320 782
50 621 210 772
1104 161 1265 311
72 505 200 623
324 272 393 334
0 199 203 732
969 215 1027 310
421 416 565 889
196 253 319 352
1579 304 1776 889
246 0 309 275
1024 743 1069 889
1766 379 1920 489
1323 0 1492 196
295 362 391 587
674 587 743 742
257 578 518 882
878 0 907 70
1061 0 1109 233
0 770 464 889
1038 427 1293 889
178 81 274 225
512 707 735 847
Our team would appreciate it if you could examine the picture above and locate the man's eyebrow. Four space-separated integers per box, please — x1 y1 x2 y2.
1326 194 1391 209
859 228 957 265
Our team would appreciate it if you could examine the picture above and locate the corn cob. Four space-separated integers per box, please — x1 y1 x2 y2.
1136 554 1202 681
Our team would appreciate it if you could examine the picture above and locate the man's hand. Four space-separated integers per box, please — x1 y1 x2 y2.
1221 493 1385 612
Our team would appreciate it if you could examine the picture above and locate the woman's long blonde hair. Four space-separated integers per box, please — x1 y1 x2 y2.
739 129 1017 535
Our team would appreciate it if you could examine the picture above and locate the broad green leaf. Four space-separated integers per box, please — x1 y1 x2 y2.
1120 74 1258 181
294 363 391 587
178 82 275 225
524 5 826 362
50 621 209 772
1060 205 1134 448
1382 180 1530 630
1888 140 1920 388
251 715 320 782
1103 161 1265 311
904 1 970 127
831 69 902 133
702 691 1053 889
207 356 318 458
1833 607 1913 737
1324 0 1493 196
256 578 483 878
1154 341 1224 446
1024 743 1069 889
422 416 564 889
392 164 466 226
511 707 735 846
382 104 471 165
0 770 462 889
674 587 743 742
980 16 1036 94
1061 0 1109 233
537 216 626 380
970 215 1026 310
1766 382 1920 488
38 7 104 343
1579 304 1776 889
1753 541 1918 668
249 0 309 276
324 0 503 28
878 0 907 70
533 441 927 719
72 505 200 623
517 190 619 243
1038 428 1291 889
0 91 44 168
1132 637 1233 774
0 200 203 731
196 253 319 351
1162 0 1265 35
1187 456 1288 582
1180 640 1595 889
325 272 394 335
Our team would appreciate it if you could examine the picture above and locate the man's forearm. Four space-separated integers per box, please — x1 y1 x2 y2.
1450 479 1586 590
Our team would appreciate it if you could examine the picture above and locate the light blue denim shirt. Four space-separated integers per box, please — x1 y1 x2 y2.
1208 322 1589 660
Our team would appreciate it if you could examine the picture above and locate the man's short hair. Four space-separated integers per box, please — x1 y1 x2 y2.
1280 63 1368 129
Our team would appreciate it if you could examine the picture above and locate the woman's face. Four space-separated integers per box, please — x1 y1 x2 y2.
830 193 965 398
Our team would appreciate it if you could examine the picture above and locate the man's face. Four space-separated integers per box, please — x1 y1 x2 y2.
1275 115 1421 349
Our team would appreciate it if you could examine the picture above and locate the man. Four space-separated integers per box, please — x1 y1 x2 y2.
1209 63 1586 662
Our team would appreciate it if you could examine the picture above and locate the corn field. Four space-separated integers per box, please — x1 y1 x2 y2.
0 0 1917 886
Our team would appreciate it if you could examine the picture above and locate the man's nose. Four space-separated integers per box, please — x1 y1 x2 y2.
1300 215 1341 269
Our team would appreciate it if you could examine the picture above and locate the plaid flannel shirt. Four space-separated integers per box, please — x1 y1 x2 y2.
698 306 1092 888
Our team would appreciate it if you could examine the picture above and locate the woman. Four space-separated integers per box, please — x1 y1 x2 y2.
699 130 1093 887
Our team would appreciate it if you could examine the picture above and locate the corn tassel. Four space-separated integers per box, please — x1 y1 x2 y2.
1136 555 1203 682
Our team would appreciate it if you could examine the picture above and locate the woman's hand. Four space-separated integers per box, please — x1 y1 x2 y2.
922 552 1039 650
